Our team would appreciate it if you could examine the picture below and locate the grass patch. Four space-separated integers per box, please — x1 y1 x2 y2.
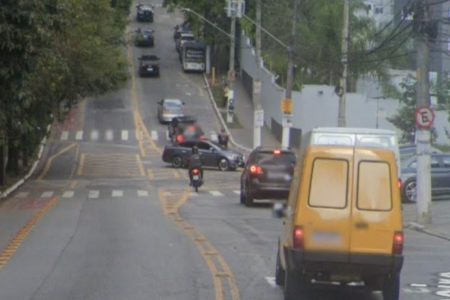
211 84 227 108
434 144 450 153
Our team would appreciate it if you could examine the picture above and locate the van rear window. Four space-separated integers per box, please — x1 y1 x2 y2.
357 161 392 211
308 158 348 209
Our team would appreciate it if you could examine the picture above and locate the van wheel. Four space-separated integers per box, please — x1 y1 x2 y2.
284 270 306 300
275 249 285 286
239 184 246 204
403 179 416 203
172 156 183 168
382 274 400 300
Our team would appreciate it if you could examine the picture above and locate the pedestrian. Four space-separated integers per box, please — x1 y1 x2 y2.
218 128 229 149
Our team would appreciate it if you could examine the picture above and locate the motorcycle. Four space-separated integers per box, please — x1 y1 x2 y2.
189 167 203 192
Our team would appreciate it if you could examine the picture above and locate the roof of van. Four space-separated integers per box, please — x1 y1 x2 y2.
311 127 396 135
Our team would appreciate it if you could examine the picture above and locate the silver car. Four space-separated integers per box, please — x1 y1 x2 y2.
157 98 185 124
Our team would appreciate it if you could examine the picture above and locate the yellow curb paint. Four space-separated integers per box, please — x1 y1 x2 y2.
38 143 77 180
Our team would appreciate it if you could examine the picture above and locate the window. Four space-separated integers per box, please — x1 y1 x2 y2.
308 158 348 209
431 157 440 168
197 142 211 151
357 161 392 211
442 156 450 168
374 6 383 14
181 141 195 148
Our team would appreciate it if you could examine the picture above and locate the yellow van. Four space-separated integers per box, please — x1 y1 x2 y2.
274 128 404 300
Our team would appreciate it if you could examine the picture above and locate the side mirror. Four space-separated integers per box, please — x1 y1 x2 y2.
272 202 286 219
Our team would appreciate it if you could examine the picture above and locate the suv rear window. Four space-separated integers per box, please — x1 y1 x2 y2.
308 158 348 209
357 161 392 211
255 152 296 165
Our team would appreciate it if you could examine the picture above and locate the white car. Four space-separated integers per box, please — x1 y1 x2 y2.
157 98 185 124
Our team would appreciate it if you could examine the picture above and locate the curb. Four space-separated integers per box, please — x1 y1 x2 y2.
0 124 52 200
203 74 253 154
406 221 450 242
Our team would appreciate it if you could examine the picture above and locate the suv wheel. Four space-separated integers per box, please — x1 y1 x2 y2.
218 158 229 171
244 186 254 207
382 274 400 300
239 184 246 204
172 156 183 168
403 179 416 203
275 248 285 286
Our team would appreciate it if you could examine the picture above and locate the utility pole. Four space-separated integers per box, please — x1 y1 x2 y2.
253 0 263 148
338 0 350 127
281 0 299 149
415 0 432 224
227 14 237 124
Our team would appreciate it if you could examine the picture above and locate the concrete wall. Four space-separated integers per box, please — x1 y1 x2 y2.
239 33 450 146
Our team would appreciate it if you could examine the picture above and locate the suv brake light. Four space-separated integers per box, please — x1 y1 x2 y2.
393 231 404 255
273 149 281 155
293 226 305 249
249 164 263 175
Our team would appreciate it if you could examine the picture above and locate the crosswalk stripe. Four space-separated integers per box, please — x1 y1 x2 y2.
41 191 54 198
75 131 83 141
233 190 241 195
62 191 75 198
165 130 170 141
16 192 29 198
151 130 158 141
105 130 114 141
88 190 99 199
112 190 123 197
209 191 224 197
121 130 129 141
90 130 99 141
137 190 149 197
61 131 69 141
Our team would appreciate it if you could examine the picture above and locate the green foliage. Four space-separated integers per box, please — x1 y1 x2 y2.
0 0 131 176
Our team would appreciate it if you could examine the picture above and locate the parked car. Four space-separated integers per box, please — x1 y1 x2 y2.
138 55 160 77
134 29 154 47
162 140 244 171
173 22 192 40
136 4 154 22
401 153 450 202
157 98 185 124
240 148 296 206
175 32 195 53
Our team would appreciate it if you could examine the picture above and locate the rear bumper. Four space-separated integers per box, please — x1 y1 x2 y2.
284 247 403 278
249 184 290 200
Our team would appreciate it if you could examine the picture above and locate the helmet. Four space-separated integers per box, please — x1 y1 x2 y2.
192 145 199 154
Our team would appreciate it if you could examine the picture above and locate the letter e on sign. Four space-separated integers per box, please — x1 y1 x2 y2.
416 107 435 130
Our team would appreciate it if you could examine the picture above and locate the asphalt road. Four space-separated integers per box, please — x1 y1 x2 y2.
0 1 449 300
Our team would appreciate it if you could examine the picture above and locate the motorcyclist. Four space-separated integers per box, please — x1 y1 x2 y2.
188 145 203 184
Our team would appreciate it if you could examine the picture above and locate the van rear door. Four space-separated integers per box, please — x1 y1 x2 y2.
350 149 402 255
298 147 354 253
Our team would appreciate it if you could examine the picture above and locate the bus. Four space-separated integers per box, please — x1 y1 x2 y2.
180 41 206 72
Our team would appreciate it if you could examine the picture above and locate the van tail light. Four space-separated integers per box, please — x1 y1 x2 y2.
249 164 263 176
392 231 404 255
293 226 305 250
398 178 402 189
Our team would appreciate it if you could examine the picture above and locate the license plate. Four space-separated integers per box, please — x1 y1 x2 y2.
312 232 342 245
193 175 199 180
147 67 153 71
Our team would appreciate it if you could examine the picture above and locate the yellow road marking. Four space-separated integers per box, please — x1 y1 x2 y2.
0 196 59 270
38 143 77 180
77 153 86 176
136 155 145 177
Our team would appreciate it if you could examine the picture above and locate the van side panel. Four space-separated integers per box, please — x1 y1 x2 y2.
350 150 403 255
295 147 354 253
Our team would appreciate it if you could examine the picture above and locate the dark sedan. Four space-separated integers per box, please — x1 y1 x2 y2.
134 29 154 47
401 153 450 202
162 140 244 171
138 55 159 77
240 148 296 206
136 4 154 22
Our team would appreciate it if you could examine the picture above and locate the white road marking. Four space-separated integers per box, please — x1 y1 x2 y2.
75 130 83 140
265 277 277 288
233 190 241 195
151 130 159 141
90 130 99 141
112 190 124 197
88 190 99 199
410 284 428 287
62 191 75 198
61 131 69 141
165 130 170 141
185 92 192 96
210 131 218 142
137 190 149 197
105 130 114 141
41 191 54 198
209 191 224 197
16 192 29 198
121 130 129 141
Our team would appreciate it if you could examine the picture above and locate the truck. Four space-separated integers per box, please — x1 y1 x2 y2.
180 41 206 72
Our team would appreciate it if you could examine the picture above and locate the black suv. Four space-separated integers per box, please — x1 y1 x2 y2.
136 4 154 22
240 148 296 206
138 55 160 77
134 29 154 47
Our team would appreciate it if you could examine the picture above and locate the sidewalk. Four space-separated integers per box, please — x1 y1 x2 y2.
203 74 280 152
